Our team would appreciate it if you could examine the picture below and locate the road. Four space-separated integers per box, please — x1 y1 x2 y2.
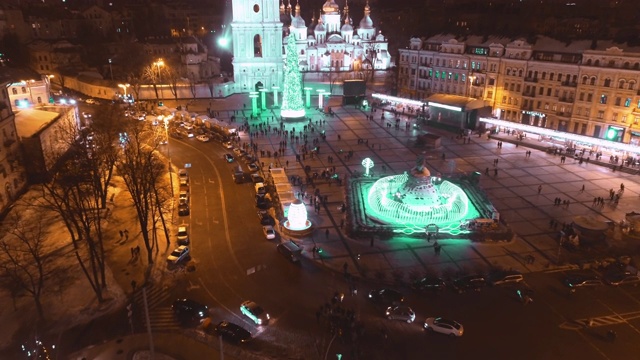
161 132 640 360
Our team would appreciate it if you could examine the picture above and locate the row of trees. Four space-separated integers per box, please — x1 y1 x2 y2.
0 103 173 321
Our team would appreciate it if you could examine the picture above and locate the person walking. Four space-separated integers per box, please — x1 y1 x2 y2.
325 229 330 239
580 184 585 192
538 185 542 194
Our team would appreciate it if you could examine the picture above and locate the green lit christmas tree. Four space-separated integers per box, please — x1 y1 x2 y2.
280 36 306 118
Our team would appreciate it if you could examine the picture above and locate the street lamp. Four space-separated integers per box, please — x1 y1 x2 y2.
118 83 130 97
163 116 175 198
108 59 114 81
153 59 165 100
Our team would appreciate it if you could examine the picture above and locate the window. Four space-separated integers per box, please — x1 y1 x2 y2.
509 83 515 91
553 104 557 111
618 80 625 89
587 93 593 102
590 77 596 85
508 97 512 105
624 98 631 107
579 93 585 101
544 103 549 110
11 88 17 95
536 101 541 109
516 84 521 92
428 69 432 77
558 74 563 82
612 113 617 122
576 107 581 115
542 72 547 80
600 94 607 104
597 110 604 119
546 88 551 96
487 90 493 99
506 69 511 76
604 78 611 87
462 74 466 82
629 81 636 90
37 96 41 103
454 73 458 81
21 87 27 94
582 76 588 85
502 96 507 104
253 34 262 57
435 71 440 79
614 97 621 106
539 87 544 95
488 78 495 85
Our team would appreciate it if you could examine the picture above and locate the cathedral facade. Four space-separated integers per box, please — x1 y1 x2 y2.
231 0 391 93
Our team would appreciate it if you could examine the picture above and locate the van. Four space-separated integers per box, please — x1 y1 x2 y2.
233 165 244 184
277 240 302 263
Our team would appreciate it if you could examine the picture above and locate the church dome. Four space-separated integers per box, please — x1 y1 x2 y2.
292 15 306 28
359 16 373 29
322 0 340 14
315 21 326 32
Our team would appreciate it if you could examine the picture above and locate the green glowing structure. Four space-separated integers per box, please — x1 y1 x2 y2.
366 157 473 228
280 36 305 119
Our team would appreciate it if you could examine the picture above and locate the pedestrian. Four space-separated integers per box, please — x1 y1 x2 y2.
538 185 542 194
485 167 489 175
494 168 498 177
135 245 141 257
370 237 374 247
130 247 135 259
580 184 585 192
441 153 446 160
124 229 129 240
131 280 137 292
343 262 349 275
427 232 432 243
326 229 330 239
119 230 124 239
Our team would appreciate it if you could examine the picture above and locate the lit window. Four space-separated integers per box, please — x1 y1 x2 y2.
624 98 631 107
600 95 607 104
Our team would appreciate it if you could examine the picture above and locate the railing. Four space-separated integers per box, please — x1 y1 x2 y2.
558 97 574 103
561 81 578 87
522 92 536 98
524 77 538 83
556 112 572 117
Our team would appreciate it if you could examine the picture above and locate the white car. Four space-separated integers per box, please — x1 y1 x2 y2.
263 225 276 240
167 245 190 264
178 169 189 181
177 226 189 245
385 306 416 323
240 300 270 325
196 135 210 142
179 190 189 205
423 317 464 337
222 142 233 149
183 123 194 130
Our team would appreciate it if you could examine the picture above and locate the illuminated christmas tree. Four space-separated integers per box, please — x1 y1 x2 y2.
280 36 305 118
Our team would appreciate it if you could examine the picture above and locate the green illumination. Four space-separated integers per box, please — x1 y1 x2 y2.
362 158 374 176
606 128 618 140
281 37 305 118
218 37 229 48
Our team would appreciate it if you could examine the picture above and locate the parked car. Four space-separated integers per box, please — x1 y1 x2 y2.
248 163 260 172
251 174 265 183
604 272 640 286
423 317 464 337
487 270 524 286
222 142 233 149
452 275 486 293
240 300 270 325
214 321 252 343
255 196 270 210
167 245 190 265
258 211 275 226
563 274 604 290
263 225 276 240
178 203 190 216
179 190 189 205
277 240 302 263
368 289 404 305
411 276 447 292
385 306 416 323
233 148 243 156
224 154 234 163
178 169 189 181
255 182 266 195
196 135 210 142
172 298 208 323
177 226 189 245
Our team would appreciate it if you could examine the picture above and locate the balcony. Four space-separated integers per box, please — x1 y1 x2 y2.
556 111 572 117
560 81 577 87
522 92 536 98
524 77 538 83
558 97 574 103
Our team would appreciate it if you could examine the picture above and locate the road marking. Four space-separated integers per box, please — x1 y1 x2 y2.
209 178 215 183
559 311 640 330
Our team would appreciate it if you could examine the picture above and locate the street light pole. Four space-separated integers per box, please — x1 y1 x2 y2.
108 59 114 81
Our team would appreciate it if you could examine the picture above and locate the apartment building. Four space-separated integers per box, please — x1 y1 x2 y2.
398 35 640 145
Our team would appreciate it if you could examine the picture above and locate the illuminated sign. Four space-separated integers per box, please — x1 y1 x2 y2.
428 102 462 112
287 201 308 230
372 93 424 107
522 111 546 117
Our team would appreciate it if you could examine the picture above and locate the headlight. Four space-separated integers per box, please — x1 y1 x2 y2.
257 318 262 325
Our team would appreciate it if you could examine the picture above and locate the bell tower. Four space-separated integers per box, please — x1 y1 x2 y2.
231 0 284 93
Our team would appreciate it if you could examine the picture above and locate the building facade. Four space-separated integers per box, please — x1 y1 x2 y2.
398 35 640 145
0 79 27 215
231 0 391 93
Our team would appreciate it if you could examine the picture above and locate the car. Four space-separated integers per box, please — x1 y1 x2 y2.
233 148 243 156
224 154 234 163
255 196 270 210
385 306 416 323
222 142 233 149
85 98 96 104
564 274 604 289
255 182 266 195
604 273 640 286
179 178 189 191
214 321 252 344
277 240 302 262
178 169 189 181
178 203 190 216
258 211 275 226
368 289 404 305
179 190 189 205
248 163 260 172
183 123 194 130
186 130 195 138
170 131 183 139
423 317 464 337
196 135 210 142
451 275 486 293
177 226 189 245
167 245 190 264
251 174 265 183
487 270 524 286
172 298 208 322
263 225 276 240
411 276 447 292
240 300 270 325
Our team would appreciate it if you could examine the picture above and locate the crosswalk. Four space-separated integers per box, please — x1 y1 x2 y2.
131 283 179 332
559 311 640 330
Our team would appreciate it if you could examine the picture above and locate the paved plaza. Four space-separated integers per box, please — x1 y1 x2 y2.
162 95 640 283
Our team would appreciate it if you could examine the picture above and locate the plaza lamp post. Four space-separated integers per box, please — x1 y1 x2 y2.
259 88 269 110
108 59 114 81
317 89 326 109
249 92 259 116
304 87 312 108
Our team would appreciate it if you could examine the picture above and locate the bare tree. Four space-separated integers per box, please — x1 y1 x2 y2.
187 73 197 100
116 122 171 267
127 73 143 104
142 65 160 100
0 210 55 320
166 67 181 101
